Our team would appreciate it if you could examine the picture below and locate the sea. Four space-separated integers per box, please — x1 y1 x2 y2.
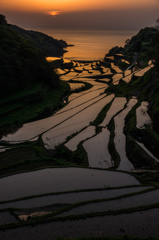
33 28 137 61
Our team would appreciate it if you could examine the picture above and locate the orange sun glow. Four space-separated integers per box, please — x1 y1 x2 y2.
48 11 61 16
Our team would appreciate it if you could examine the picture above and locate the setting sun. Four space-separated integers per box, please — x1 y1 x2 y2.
47 11 61 16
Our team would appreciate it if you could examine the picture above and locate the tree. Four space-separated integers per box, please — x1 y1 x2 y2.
131 40 142 52
0 14 7 25
125 39 130 46
155 18 159 30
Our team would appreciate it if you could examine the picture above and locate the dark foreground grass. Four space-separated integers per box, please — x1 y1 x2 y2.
0 145 82 179
1 199 159 230
0 80 70 129
57 237 159 240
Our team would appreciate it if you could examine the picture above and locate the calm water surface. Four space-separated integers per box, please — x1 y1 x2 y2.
0 168 140 201
32 28 137 60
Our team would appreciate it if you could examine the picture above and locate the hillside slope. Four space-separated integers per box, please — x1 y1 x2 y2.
10 24 68 57
0 14 70 128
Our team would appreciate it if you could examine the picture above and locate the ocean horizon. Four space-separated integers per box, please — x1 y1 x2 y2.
30 28 137 61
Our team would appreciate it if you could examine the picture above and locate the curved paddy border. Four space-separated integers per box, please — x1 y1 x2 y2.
0 186 157 230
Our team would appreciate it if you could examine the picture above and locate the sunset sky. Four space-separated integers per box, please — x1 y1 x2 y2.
1 0 159 30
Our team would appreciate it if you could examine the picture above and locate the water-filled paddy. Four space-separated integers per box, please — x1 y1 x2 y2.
134 65 154 77
56 88 106 114
0 187 148 209
67 84 105 102
0 168 140 201
60 72 78 81
124 70 132 76
65 126 96 151
112 73 123 85
1 209 159 239
83 128 112 168
68 83 85 91
122 72 133 83
1 89 106 143
58 188 158 217
43 94 113 148
115 99 138 170
111 63 122 73
0 212 17 225
99 97 126 127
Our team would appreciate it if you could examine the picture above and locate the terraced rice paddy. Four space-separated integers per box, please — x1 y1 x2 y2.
115 98 138 170
0 186 148 209
111 63 122 73
65 126 96 151
0 168 140 201
112 73 123 85
99 97 126 127
122 72 134 83
134 64 154 77
83 128 112 168
0 57 159 238
57 187 158 217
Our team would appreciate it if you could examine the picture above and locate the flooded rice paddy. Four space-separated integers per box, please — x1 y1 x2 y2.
122 72 134 83
112 73 123 85
0 58 156 168
0 55 159 237
42 94 108 149
115 99 138 171
0 186 149 209
134 64 154 77
68 82 85 91
83 128 112 168
1 209 159 239
99 97 126 127
0 212 17 225
58 187 158 217
0 168 140 201
65 126 96 151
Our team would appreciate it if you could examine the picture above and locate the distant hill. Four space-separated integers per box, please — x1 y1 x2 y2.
10 24 68 57
0 14 69 128
105 26 159 134
106 27 158 63
0 17 60 96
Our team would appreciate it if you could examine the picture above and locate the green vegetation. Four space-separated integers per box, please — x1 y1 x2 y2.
2 193 159 231
124 27 158 63
0 185 144 204
90 99 114 126
57 237 159 240
17 186 154 220
0 15 70 129
104 27 159 171
0 81 70 129
10 24 67 57
126 136 159 170
0 22 59 97
0 137 89 178
108 119 120 169
105 46 123 57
